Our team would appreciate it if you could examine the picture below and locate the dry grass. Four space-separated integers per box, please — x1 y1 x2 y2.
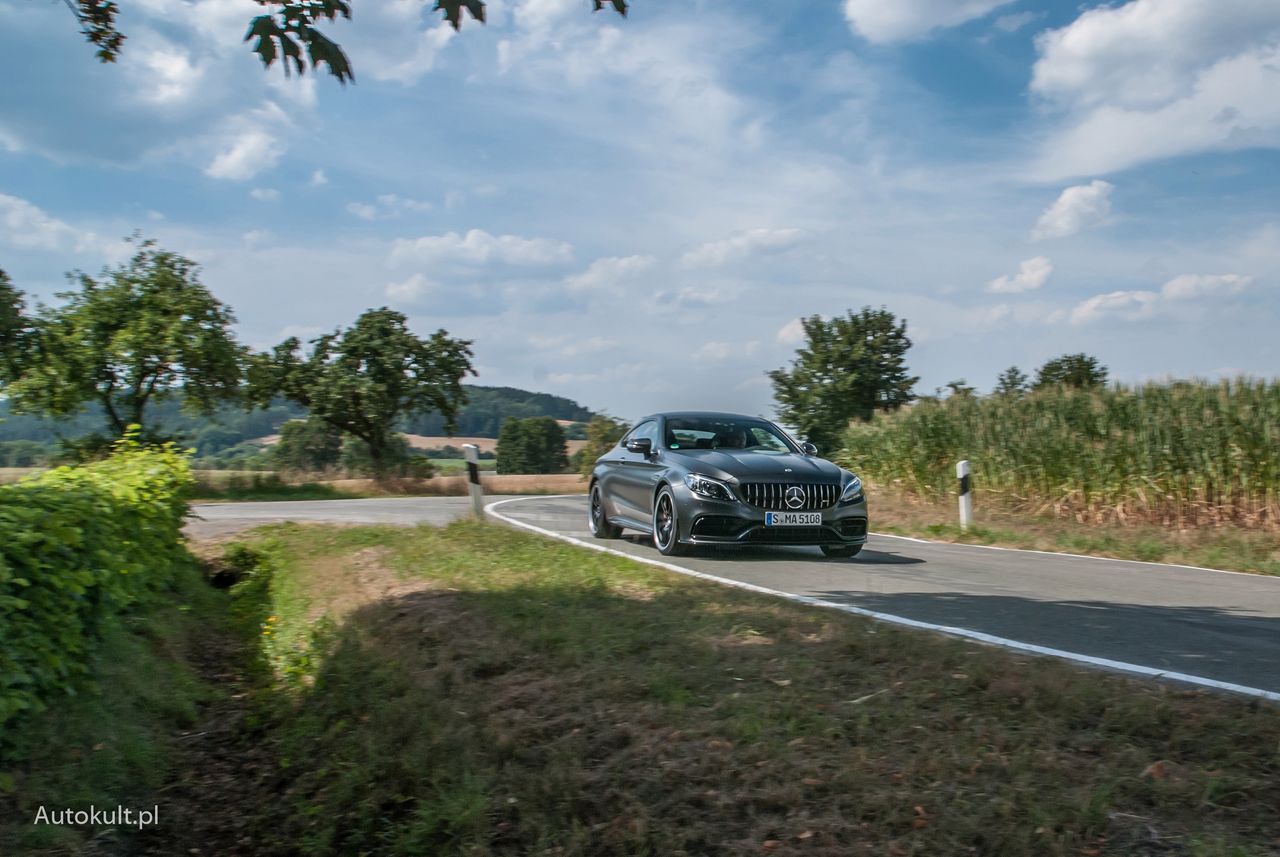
866 480 1280 576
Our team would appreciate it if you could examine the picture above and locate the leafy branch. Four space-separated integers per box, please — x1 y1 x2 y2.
64 0 631 83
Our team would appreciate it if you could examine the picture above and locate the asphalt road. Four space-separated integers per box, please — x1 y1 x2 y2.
188 494 1280 698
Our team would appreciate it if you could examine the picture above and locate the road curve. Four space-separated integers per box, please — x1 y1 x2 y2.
491 495 1280 700
187 495 1280 699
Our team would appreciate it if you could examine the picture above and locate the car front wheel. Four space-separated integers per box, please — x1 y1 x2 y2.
652 486 686 556
821 544 863 559
589 484 622 539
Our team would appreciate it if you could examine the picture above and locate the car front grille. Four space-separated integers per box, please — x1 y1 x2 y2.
740 482 840 511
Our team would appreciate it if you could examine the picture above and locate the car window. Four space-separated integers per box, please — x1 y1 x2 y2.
746 426 790 452
663 417 797 452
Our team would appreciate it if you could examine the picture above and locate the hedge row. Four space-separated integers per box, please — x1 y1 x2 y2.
0 438 194 733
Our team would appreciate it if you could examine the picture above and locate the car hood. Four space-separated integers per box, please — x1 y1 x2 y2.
668 449 846 483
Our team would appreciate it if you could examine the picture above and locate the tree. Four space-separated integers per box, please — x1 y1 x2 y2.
0 269 25 386
255 307 473 474
944 379 976 398
66 0 629 85
1033 353 1108 390
273 417 343 472
768 307 918 453
576 414 628 477
994 365 1029 397
496 416 568 475
5 241 245 439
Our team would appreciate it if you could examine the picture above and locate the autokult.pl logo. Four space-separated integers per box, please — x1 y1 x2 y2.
33 805 160 829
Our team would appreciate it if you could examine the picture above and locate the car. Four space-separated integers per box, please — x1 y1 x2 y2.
588 411 868 558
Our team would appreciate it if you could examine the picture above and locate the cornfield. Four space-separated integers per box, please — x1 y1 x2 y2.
837 379 1280 528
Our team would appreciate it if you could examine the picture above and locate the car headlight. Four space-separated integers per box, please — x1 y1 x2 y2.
840 475 864 503
684 473 737 502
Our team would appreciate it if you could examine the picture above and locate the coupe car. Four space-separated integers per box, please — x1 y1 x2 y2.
588 411 868 558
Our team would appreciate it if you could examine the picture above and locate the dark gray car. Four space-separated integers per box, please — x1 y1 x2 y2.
588 411 868 558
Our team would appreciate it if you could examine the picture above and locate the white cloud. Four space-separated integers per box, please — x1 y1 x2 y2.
1030 1 1280 178
693 340 758 361
679 228 803 268
390 229 572 267
1069 289 1159 325
776 318 806 345
242 229 270 247
1032 180 1114 240
250 187 280 202
993 11 1040 34
842 0 1015 43
347 203 378 221
385 273 436 302
565 255 655 294
205 129 279 181
1068 272 1254 326
987 256 1053 294
1160 273 1253 300
0 193 101 253
310 169 329 187
130 45 204 105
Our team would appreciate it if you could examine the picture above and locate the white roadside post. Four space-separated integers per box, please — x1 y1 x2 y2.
462 443 485 520
957 459 972 532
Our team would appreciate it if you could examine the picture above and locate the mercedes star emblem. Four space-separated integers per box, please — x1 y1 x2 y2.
784 486 805 509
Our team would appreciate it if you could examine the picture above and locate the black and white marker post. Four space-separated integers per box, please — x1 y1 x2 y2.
462 443 485 520
957 459 972 531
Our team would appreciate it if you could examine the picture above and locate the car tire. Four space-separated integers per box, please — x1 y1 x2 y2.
821 544 863 559
652 486 686 556
589 484 622 539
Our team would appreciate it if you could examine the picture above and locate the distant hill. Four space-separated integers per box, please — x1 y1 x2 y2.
0 385 595 456
401 386 594 438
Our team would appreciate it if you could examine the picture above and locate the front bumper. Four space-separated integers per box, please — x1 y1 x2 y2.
672 483 868 547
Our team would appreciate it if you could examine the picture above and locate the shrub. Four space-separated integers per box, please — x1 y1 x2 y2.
0 435 194 734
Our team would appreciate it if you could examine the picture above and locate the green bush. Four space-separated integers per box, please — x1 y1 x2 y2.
0 435 194 734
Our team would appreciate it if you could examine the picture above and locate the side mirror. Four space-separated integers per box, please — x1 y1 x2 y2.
801 442 818 456
626 437 653 455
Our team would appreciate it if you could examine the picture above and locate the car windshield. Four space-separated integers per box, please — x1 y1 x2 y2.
664 417 797 453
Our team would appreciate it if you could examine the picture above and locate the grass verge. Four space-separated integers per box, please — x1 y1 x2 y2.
0 561 225 855
191 473 366 502
222 520 1280 856
868 483 1280 576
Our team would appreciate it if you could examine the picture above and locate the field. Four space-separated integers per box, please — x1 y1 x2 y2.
92 520 1280 857
841 380 1280 529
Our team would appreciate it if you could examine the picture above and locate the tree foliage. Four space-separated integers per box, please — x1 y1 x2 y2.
68 0 630 84
4 242 245 439
273 417 343 472
576 414 628 477
496 416 568 475
994 365 1029 397
1034 353 1109 391
254 307 473 473
0 269 26 386
768 307 918 453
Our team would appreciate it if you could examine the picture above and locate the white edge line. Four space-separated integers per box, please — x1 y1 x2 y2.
870 531 1272 579
485 495 1280 704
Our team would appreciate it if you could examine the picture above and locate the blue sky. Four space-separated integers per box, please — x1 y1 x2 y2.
2 0 1278 423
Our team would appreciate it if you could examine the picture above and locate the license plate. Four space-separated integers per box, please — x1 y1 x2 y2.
765 512 822 526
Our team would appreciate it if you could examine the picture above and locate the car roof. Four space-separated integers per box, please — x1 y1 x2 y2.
637 411 775 423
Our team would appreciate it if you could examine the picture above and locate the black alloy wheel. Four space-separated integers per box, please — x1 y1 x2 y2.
820 544 863 559
652 486 685 556
589 484 621 539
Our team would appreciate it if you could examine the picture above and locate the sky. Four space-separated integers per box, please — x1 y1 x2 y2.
2 0 1278 423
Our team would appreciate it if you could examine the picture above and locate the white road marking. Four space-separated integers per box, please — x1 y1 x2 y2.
486 495 1280 703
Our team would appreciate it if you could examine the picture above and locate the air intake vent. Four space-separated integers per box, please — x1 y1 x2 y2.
740 482 839 511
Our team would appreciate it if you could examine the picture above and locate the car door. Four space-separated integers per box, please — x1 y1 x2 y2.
609 419 663 523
